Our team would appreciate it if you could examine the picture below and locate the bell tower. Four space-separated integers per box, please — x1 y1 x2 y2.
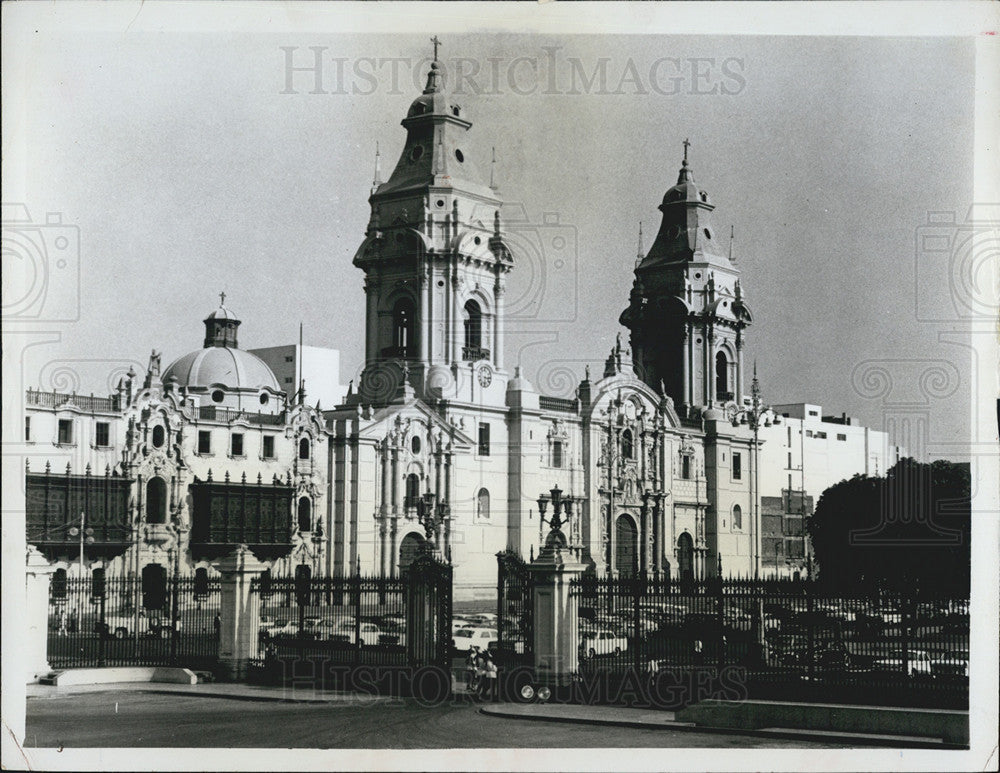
619 142 752 414
353 42 514 406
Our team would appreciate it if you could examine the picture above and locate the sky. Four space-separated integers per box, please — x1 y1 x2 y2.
3 24 979 458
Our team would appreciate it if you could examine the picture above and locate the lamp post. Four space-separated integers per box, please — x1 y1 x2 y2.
725 364 778 666
537 486 576 545
416 491 449 560
724 364 779 578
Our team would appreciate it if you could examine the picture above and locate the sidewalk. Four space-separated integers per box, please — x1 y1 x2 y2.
27 680 387 705
479 701 968 749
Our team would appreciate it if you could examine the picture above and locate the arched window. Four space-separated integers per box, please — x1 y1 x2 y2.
297 497 312 532
393 298 415 355
715 351 729 401
298 437 310 460
477 487 490 519
405 473 420 508
621 428 634 459
152 425 165 448
677 533 695 585
52 568 67 599
146 477 167 524
733 504 743 530
398 532 425 570
463 300 483 356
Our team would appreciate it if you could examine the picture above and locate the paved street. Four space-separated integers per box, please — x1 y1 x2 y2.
25 689 841 749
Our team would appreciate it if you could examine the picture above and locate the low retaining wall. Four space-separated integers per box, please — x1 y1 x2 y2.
675 699 968 745
51 667 198 686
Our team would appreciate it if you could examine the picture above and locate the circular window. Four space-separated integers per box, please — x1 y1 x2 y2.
152 425 165 448
704 228 712 239
473 236 481 245
696 338 703 344
436 199 445 208
409 145 424 162
700 192 708 202
455 149 464 163
723 301 728 307
259 393 269 406
695 272 702 279
212 390 224 403
411 436 422 454
437 279 444 287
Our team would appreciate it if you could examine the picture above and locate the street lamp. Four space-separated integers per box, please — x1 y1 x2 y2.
67 511 95 578
724 363 780 578
536 485 578 555
416 491 449 560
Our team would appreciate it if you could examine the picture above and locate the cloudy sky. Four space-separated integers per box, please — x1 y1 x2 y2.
3 8 983 457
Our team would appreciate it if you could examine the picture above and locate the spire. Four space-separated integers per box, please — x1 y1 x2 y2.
372 141 381 188
424 37 444 94
489 146 498 191
729 224 735 263
634 221 644 268
678 139 695 183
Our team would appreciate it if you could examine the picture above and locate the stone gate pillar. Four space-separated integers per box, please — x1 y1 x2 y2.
528 527 586 689
25 545 58 682
214 545 268 682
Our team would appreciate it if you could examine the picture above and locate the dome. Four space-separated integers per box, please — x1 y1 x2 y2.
206 304 238 321
163 346 280 392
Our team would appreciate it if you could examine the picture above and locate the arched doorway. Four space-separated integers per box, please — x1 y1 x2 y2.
398 532 425 571
715 350 729 401
142 563 168 611
615 515 638 578
146 477 167 524
677 532 695 585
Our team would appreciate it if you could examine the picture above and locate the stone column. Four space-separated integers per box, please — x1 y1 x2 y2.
365 278 379 363
528 529 587 689
418 266 429 362
450 272 460 363
493 280 505 370
214 545 268 682
25 546 57 682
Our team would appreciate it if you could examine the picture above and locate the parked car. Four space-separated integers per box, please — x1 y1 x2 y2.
872 649 933 678
258 615 290 639
375 616 407 646
579 629 628 658
452 627 498 652
96 613 181 639
328 620 382 646
931 649 969 680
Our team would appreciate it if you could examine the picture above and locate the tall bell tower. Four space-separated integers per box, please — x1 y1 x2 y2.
353 42 514 406
620 142 752 414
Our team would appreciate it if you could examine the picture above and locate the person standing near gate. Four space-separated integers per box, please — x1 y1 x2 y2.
213 612 221 640
465 647 478 692
57 608 68 636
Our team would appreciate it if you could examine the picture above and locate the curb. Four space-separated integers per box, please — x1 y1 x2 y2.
477 705 966 749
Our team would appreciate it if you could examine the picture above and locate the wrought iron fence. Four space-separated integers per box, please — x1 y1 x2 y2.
496 551 534 669
247 555 453 694
570 573 969 709
47 572 221 672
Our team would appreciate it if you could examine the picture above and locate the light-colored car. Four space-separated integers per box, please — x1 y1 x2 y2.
259 615 291 639
579 629 628 658
97 613 181 639
453 627 498 651
328 620 382 646
873 649 933 678
931 650 969 679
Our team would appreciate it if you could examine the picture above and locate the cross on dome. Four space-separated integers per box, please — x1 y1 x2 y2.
431 35 441 61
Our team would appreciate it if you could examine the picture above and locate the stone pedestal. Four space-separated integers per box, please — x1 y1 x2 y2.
528 529 586 689
25 545 58 682
213 545 268 681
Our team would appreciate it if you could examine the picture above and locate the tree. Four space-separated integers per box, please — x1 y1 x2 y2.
807 458 970 593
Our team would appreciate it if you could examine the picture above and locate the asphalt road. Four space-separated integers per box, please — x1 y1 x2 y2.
25 689 840 749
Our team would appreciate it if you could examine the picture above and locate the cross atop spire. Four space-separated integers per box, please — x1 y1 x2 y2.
431 35 441 61
219 291 226 306
682 138 691 163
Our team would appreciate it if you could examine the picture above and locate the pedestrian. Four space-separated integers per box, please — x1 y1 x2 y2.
57 608 67 636
465 647 477 691
483 653 499 701
693 638 704 666
213 612 222 640
472 652 486 697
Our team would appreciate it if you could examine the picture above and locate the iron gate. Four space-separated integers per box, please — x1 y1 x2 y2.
496 550 534 669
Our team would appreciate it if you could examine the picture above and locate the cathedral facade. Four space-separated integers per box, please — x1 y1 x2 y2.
23 56 902 601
